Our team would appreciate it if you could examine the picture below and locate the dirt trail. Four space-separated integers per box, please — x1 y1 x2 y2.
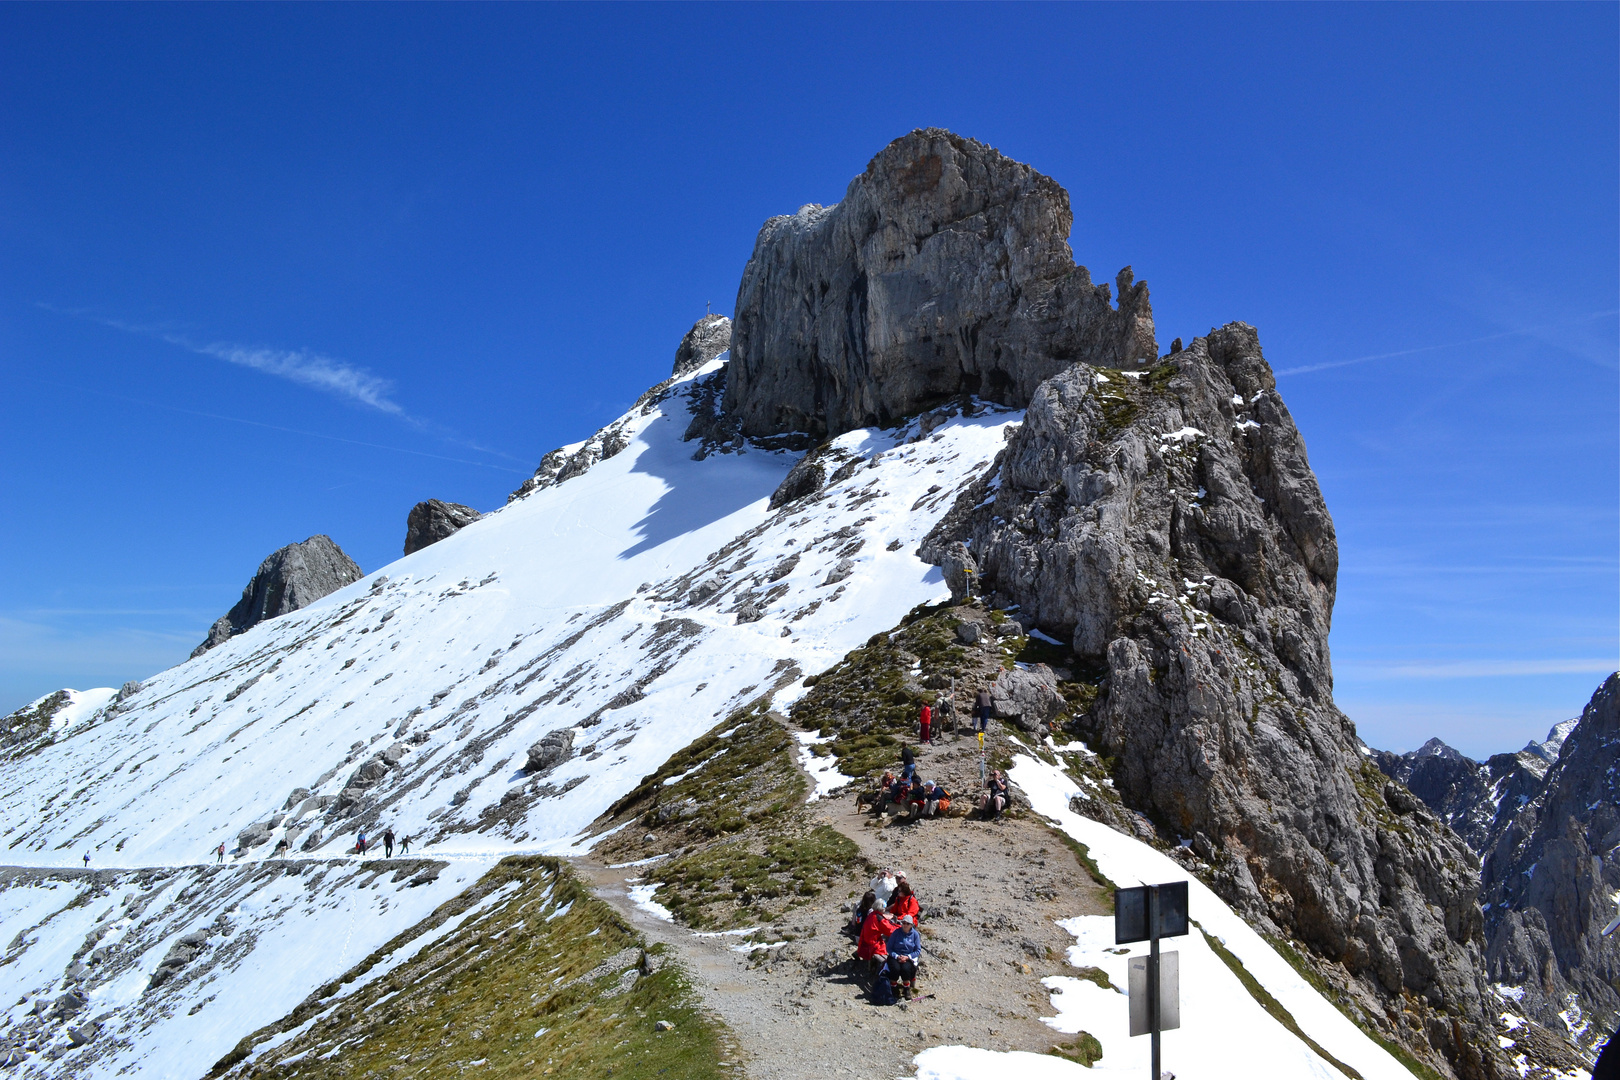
574 724 1111 1080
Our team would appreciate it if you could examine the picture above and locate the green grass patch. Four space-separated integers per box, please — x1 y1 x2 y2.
208 856 734 1080
1197 925 1364 1080
1046 826 1116 912
1048 1032 1104 1067
655 824 862 929
1070 966 1116 991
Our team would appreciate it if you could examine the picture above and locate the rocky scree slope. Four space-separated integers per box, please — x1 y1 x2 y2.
1479 673 1620 1059
725 128 1155 440
922 326 1506 1078
191 535 363 658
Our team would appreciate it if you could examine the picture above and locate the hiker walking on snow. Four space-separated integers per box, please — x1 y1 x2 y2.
357 831 368 857
399 834 411 855
974 685 992 733
215 843 226 864
918 702 932 745
383 828 395 858
82 852 90 868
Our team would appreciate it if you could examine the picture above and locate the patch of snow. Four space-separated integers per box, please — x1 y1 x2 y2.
795 730 855 798
627 884 674 923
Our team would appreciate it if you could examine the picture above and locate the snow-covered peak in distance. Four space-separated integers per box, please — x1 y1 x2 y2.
1 360 1019 870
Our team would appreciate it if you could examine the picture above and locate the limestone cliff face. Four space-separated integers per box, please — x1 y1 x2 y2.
1481 673 1620 1057
191 535 362 657
924 326 1504 1078
725 129 1155 439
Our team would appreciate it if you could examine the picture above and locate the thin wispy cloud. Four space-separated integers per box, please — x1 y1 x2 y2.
181 339 405 417
1344 659 1618 679
1275 309 1618 377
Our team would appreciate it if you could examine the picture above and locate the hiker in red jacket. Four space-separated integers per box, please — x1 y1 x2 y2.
918 703 932 745
856 905 898 978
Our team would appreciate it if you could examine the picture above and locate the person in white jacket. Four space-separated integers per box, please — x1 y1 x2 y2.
870 867 899 908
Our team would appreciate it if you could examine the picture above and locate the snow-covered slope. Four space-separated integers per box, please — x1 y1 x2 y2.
1 360 1015 871
0 360 1020 1075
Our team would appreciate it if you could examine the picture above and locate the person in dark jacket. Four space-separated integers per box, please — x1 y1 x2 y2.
886 915 922 998
979 770 1009 819
974 686 992 733
921 781 950 818
848 890 879 932
900 745 917 783
382 828 395 858
399 834 412 855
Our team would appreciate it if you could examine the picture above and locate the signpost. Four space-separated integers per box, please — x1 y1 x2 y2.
1115 881 1189 1080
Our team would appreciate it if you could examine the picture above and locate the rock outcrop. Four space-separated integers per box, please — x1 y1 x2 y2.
192 536 362 658
1480 673 1620 1057
926 325 1504 1077
672 314 732 377
403 500 481 556
725 128 1156 440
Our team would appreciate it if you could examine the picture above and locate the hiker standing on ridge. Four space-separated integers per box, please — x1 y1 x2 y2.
399 834 412 855
82 852 90 868
383 828 395 858
215 843 226 864
918 702 932 746
974 685 992 733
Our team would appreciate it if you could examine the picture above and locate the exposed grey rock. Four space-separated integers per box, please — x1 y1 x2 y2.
147 931 208 990
926 325 1503 1077
954 620 982 645
191 536 362 658
770 451 828 510
990 664 1064 733
940 542 977 602
725 128 1155 440
115 681 142 703
672 314 732 377
526 728 575 777
822 559 854 586
1480 673 1620 1057
235 823 273 851
283 787 311 811
403 500 482 556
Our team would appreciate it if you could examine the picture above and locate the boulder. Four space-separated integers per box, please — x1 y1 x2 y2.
192 536 362 658
235 823 273 850
526 728 576 777
725 128 1155 439
403 500 482 556
940 542 977 602
990 665 1065 733
672 314 732 377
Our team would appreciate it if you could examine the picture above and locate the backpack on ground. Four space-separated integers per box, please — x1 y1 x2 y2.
870 974 896 1006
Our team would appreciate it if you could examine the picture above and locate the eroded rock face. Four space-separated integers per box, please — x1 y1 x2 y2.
725 128 1155 439
526 728 575 777
928 325 1503 1077
672 314 732 377
191 536 362 658
403 500 482 556
1369 733 1565 853
1480 673 1620 1057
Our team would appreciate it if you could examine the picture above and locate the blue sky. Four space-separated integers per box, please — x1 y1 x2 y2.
2 3 1614 758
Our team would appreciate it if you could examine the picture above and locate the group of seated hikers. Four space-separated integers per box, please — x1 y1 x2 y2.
847 867 924 1002
870 746 1012 821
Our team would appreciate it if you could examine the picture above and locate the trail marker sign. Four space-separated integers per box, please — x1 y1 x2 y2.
1115 881 1189 1080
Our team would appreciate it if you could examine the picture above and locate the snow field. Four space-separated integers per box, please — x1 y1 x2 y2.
0 858 485 1079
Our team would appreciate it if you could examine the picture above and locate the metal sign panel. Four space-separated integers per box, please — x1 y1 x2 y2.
1114 881 1190 944
1127 951 1180 1036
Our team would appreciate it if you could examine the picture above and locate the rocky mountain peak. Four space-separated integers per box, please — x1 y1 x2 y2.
924 322 1506 1075
671 313 731 377
403 499 481 556
191 535 362 657
725 127 1156 439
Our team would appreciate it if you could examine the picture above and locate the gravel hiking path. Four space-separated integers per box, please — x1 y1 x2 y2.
574 721 1112 1080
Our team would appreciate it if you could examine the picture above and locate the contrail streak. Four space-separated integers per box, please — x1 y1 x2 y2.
1274 310 1618 376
